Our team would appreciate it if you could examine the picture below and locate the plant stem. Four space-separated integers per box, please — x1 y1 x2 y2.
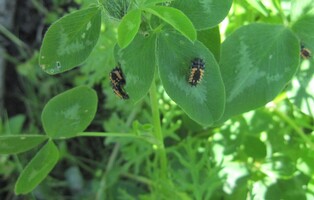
95 104 141 199
149 79 168 179
274 109 314 150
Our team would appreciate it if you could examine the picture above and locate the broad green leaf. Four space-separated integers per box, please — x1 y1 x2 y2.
287 60 314 117
15 140 59 194
145 6 196 42
39 6 102 74
197 26 221 62
0 135 47 154
218 24 299 122
173 0 232 30
157 31 225 126
114 34 156 103
41 86 98 138
118 9 142 49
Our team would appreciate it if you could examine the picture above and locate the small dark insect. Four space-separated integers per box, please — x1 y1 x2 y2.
300 45 312 59
109 66 126 87
109 66 129 99
188 58 205 86
112 84 129 99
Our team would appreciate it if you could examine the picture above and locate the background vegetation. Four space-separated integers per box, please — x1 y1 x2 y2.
0 0 313 199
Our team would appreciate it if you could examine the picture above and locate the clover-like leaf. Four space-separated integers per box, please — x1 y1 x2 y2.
157 31 225 126
173 0 232 30
114 34 157 103
197 26 221 62
15 140 59 194
39 5 102 74
218 24 299 122
145 6 196 42
0 135 48 154
41 86 98 138
118 9 142 49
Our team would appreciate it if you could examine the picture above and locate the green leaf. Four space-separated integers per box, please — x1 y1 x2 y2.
5 114 25 134
39 6 102 74
15 140 59 194
218 24 299 121
173 0 232 30
114 34 156 103
157 31 225 126
145 6 196 42
197 26 221 62
118 9 142 49
0 135 48 154
41 86 98 138
244 135 266 160
291 11 314 53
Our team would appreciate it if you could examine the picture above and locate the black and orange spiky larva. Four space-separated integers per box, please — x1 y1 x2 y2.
109 66 129 99
112 84 129 99
109 66 126 87
188 58 205 86
300 44 312 59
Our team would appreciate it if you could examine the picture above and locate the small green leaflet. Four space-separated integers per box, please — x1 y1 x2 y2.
41 86 98 138
173 0 232 30
197 26 221 62
115 34 157 103
15 140 59 194
39 5 101 74
0 135 48 154
145 6 196 42
118 9 142 49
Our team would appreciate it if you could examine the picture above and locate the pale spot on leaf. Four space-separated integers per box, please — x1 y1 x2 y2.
86 21 92 30
227 40 266 102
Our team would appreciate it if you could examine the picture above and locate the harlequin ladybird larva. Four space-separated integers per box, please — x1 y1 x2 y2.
188 58 205 86
109 65 126 87
300 44 312 59
112 84 129 99
109 66 129 99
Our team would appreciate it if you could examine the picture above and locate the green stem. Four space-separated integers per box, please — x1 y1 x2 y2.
149 79 168 178
0 24 30 58
274 110 314 150
121 172 153 186
95 104 141 199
